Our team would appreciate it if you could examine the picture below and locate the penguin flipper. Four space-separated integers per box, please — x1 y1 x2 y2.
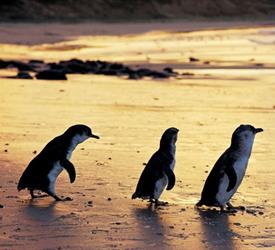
60 159 76 183
164 168 176 190
225 165 237 192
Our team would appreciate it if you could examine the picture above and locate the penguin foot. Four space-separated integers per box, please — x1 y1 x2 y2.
31 194 49 199
46 192 63 201
148 199 168 206
53 195 64 201
226 202 234 209
29 190 49 199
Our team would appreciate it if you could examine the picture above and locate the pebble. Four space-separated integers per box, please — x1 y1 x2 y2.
189 57 200 62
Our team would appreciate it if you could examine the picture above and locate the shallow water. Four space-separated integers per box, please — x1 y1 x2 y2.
0 24 275 249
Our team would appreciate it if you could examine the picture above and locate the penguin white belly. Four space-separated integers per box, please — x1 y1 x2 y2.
153 158 175 199
66 146 75 159
170 159 175 171
48 161 63 194
154 176 168 199
216 157 248 205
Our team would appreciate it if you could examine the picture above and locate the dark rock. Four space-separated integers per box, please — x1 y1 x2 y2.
0 59 9 69
36 70 67 80
99 69 118 76
66 58 84 64
9 60 33 71
16 71 33 79
136 68 154 77
28 60 45 71
135 69 169 78
189 57 200 62
121 67 135 76
85 60 99 72
60 59 90 74
29 59 44 64
108 63 124 71
150 71 169 78
48 62 66 71
128 72 140 80
96 60 109 70
1 58 178 80
67 62 90 73
163 67 174 74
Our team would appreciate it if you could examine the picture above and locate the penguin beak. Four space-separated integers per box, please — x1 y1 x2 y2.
254 128 263 134
90 133 100 139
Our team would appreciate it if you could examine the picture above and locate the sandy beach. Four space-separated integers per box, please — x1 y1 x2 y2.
0 21 275 249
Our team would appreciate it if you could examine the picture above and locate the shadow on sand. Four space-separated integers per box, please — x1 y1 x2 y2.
133 203 168 247
22 199 59 222
197 209 240 250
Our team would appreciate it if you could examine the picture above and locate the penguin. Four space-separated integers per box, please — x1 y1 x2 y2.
196 124 263 211
132 127 179 205
17 124 99 201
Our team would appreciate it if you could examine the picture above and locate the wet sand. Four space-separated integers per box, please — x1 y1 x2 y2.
0 22 275 249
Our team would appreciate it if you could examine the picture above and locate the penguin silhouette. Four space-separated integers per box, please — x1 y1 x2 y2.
132 127 179 205
196 124 263 211
17 124 99 201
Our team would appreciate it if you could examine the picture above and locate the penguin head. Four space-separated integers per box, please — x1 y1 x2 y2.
231 124 263 150
64 124 100 144
160 127 179 148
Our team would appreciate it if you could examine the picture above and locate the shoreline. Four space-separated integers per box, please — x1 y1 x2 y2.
0 20 275 45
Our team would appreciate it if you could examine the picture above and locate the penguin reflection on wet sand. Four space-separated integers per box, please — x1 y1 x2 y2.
196 124 263 212
132 127 179 206
17 124 99 201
